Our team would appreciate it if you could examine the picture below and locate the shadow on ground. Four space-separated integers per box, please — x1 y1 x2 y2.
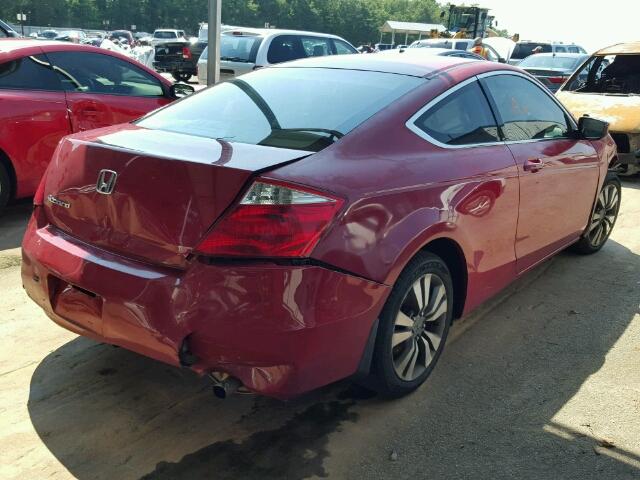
27 241 640 479
620 177 640 190
0 200 31 251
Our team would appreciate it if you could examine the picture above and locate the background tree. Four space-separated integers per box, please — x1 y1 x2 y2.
2 0 444 44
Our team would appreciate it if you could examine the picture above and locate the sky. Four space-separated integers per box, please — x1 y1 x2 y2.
480 0 640 53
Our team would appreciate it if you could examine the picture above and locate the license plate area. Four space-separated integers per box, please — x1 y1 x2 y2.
49 276 104 335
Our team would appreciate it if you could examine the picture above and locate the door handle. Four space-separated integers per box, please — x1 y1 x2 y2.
523 158 545 172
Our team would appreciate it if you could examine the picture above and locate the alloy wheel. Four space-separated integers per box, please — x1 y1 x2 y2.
588 184 619 248
392 273 448 381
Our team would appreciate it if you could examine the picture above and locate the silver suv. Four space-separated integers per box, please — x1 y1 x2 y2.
508 41 587 65
197 28 357 84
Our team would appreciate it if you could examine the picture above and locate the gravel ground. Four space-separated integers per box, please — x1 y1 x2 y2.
0 181 638 480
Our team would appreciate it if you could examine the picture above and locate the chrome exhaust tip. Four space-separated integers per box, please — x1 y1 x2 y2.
209 372 244 399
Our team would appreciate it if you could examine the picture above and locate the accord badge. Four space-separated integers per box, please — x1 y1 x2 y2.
47 194 70 209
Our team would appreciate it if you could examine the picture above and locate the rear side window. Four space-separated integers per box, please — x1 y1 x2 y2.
512 43 552 59
482 75 570 141
555 46 567 53
302 37 332 57
268 35 305 63
154 31 176 39
411 81 500 146
0 54 61 91
47 52 163 97
333 39 357 55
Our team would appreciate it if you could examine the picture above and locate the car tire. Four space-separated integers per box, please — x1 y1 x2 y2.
372 252 453 398
172 72 191 82
0 161 11 212
571 172 621 255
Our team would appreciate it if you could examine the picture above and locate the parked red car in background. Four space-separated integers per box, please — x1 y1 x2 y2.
0 40 193 209
22 55 620 399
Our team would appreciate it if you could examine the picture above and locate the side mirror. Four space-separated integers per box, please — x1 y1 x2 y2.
498 57 506 63
578 115 609 139
170 83 195 99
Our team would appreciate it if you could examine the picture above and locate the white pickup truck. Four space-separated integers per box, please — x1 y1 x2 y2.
152 29 187 46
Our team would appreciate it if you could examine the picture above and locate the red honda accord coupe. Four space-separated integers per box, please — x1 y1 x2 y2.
0 40 193 209
22 54 620 399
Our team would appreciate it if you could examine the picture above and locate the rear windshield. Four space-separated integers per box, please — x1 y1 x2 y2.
219 34 263 62
154 31 177 39
565 54 640 95
519 55 584 70
138 67 423 151
512 43 552 60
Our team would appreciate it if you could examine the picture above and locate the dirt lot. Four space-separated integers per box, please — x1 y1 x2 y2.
1 183 639 480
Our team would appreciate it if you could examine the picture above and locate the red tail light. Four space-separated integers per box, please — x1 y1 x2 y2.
182 47 192 59
548 76 566 84
196 180 344 257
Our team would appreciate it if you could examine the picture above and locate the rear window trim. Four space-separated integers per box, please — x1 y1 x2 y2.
406 76 503 150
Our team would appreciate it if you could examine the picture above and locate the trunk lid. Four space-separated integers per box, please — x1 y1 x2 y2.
43 124 310 267
522 67 570 77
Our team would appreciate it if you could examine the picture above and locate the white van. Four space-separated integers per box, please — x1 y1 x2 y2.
508 41 587 65
409 38 505 62
197 28 357 84
410 38 475 51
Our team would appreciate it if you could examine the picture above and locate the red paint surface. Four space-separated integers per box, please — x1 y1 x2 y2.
22 56 613 397
0 40 173 200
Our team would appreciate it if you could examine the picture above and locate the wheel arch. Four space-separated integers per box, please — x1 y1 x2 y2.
419 237 468 320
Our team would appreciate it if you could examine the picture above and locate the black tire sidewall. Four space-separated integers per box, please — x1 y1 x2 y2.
573 173 621 254
373 252 454 397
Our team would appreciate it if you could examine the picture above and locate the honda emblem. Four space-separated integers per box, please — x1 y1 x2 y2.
96 169 118 195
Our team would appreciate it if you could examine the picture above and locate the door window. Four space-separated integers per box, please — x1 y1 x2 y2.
47 52 164 97
0 54 62 91
482 74 570 142
411 80 500 146
302 37 332 57
267 35 306 63
333 39 357 55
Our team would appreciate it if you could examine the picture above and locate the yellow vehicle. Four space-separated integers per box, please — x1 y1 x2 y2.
557 42 640 175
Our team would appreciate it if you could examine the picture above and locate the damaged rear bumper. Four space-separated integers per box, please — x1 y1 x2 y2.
21 215 389 399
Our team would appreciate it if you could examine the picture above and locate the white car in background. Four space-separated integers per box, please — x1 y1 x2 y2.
152 29 187 46
197 28 357 84
409 37 506 63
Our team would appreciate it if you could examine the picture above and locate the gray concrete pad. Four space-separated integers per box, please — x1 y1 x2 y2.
0 182 638 479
